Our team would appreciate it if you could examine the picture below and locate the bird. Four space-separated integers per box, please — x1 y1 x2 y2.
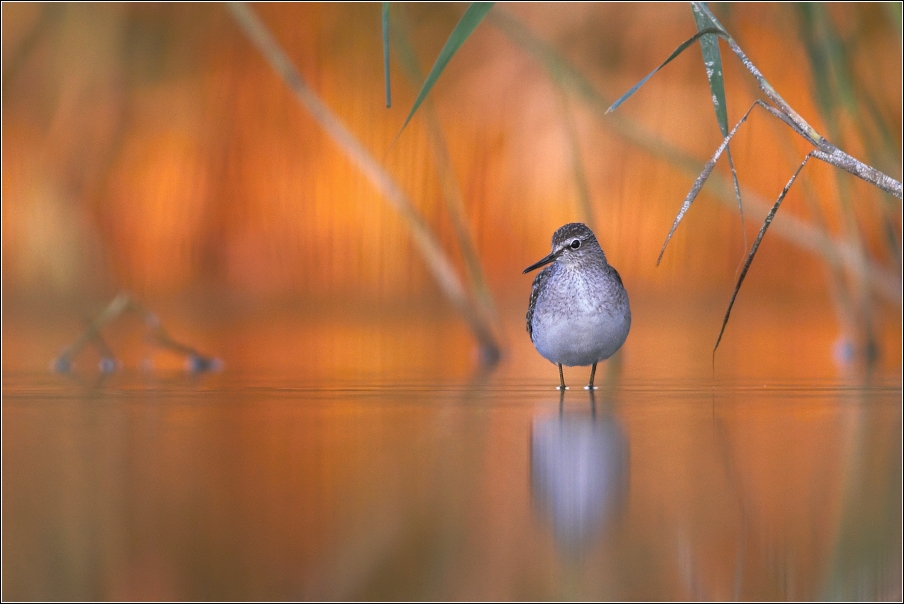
524 223 631 390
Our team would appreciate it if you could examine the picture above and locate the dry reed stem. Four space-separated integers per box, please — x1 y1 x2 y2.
489 8 900 305
53 292 220 372
391 12 502 334
227 2 500 364
695 3 902 200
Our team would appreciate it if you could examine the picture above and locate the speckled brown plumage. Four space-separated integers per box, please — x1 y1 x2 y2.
523 223 631 389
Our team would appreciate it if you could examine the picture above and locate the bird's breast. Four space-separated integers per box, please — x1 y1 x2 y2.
530 266 630 367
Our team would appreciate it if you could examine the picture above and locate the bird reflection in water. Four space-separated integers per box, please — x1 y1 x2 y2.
530 390 629 553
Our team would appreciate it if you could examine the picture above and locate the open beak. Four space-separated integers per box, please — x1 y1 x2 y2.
523 249 562 274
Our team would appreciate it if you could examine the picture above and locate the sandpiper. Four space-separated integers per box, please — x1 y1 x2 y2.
524 223 631 390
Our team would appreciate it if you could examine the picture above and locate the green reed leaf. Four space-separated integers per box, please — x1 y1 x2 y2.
382 2 391 107
692 3 744 247
394 2 494 140
607 26 726 113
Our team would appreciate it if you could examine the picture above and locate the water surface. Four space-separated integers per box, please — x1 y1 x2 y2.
3 294 902 600
3 369 900 601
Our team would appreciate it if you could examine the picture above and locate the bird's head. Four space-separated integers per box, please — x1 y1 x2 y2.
523 223 604 274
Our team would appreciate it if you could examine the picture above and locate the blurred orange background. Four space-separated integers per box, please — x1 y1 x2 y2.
2 6 901 600
2 2 901 374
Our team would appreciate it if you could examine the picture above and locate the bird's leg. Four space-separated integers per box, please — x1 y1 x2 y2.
585 362 598 390
557 363 567 390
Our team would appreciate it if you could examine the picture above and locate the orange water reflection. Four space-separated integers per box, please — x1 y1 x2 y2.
2 294 901 600
3 372 899 600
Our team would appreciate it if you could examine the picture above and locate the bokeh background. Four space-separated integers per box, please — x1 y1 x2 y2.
2 2 901 376
3 4 902 601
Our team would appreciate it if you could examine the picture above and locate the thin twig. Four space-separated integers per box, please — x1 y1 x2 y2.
713 151 818 356
53 292 131 371
53 292 220 373
657 99 880 267
658 100 768 265
695 2 902 200
88 325 119 374
487 9 899 304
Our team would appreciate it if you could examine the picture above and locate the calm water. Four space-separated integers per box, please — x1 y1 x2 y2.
2 296 902 600
3 370 901 601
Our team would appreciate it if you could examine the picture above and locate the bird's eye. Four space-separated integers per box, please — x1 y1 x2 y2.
570 239 581 250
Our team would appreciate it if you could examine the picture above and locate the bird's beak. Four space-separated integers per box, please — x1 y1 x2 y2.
523 249 562 274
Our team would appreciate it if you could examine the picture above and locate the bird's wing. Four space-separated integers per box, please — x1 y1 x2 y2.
526 265 553 342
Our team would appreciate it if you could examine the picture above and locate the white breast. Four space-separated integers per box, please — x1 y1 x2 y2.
531 267 631 367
